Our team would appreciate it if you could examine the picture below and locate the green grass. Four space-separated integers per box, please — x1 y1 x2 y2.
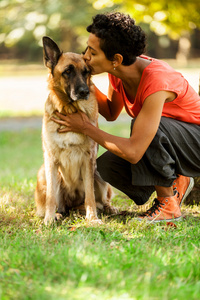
0 124 200 300
0 111 43 118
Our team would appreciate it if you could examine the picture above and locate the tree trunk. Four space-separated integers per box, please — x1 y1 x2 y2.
185 177 200 205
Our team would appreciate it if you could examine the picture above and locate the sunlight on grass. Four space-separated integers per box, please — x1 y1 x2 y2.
0 125 200 300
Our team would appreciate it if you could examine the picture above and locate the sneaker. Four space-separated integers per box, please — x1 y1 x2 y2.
173 175 194 206
137 192 182 223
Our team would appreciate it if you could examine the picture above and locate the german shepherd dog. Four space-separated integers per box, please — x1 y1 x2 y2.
35 36 117 225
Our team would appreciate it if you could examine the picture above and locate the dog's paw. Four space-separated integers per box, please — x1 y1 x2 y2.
66 105 77 114
55 213 63 220
86 217 103 225
44 213 57 225
92 218 103 225
104 205 119 215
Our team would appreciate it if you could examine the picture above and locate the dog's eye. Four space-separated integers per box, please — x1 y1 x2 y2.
64 69 71 74
62 65 74 76
63 69 71 76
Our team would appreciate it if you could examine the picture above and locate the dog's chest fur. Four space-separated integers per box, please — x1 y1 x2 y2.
42 91 98 172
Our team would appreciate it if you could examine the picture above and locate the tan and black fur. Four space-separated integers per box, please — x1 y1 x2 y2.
35 36 117 225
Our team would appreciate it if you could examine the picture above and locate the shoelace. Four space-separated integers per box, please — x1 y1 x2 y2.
173 181 178 192
173 183 181 199
144 198 165 217
173 181 182 194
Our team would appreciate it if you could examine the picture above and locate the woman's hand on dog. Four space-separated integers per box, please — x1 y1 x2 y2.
51 111 91 134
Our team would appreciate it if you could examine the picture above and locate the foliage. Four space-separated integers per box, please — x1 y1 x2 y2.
1 0 200 60
0 127 200 300
90 0 200 38
0 0 119 60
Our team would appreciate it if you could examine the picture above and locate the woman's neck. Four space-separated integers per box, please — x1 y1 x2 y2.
113 57 152 100
113 57 151 87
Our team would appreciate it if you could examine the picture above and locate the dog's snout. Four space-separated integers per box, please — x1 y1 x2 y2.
78 86 89 99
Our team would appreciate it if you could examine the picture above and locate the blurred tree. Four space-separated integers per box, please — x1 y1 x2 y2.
0 0 200 61
90 0 200 37
0 0 119 60
90 0 200 62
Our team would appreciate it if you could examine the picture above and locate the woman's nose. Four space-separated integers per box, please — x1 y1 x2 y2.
83 47 90 61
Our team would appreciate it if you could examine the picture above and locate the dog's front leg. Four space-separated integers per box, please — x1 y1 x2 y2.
82 158 102 224
44 152 58 225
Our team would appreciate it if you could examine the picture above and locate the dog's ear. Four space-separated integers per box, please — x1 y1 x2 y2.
42 36 62 71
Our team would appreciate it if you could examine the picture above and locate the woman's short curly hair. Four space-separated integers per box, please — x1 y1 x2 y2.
87 12 146 65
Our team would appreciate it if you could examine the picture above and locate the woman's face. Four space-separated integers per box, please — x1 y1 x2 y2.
83 33 113 75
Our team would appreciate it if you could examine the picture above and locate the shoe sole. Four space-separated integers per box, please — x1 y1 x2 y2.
136 216 182 223
180 177 194 207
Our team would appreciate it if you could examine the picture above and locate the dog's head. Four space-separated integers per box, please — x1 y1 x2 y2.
43 36 91 102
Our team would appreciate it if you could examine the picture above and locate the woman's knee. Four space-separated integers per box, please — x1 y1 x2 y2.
97 151 132 185
97 152 113 182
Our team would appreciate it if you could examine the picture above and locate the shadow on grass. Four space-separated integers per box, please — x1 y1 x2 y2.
0 186 199 234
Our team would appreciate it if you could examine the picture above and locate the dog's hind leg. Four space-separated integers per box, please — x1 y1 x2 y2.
94 170 118 215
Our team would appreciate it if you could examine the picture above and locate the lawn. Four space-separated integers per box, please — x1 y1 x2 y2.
0 121 200 300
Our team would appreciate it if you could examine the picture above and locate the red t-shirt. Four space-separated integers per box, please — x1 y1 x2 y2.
108 56 200 125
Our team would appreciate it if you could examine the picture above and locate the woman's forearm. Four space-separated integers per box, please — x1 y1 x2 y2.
94 85 124 121
83 121 140 164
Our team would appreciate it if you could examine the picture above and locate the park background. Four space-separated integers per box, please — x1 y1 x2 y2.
0 1 200 300
0 0 200 115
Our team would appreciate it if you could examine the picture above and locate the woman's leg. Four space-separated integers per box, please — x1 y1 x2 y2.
98 117 199 222
97 150 182 222
97 151 155 206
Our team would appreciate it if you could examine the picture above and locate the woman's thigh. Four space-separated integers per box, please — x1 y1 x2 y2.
97 151 155 205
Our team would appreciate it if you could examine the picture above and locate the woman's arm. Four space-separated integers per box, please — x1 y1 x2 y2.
52 91 168 164
94 82 124 121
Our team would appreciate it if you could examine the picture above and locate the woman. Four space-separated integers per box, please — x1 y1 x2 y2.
51 12 200 223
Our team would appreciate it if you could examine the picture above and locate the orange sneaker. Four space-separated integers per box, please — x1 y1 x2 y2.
137 192 182 223
173 175 194 206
